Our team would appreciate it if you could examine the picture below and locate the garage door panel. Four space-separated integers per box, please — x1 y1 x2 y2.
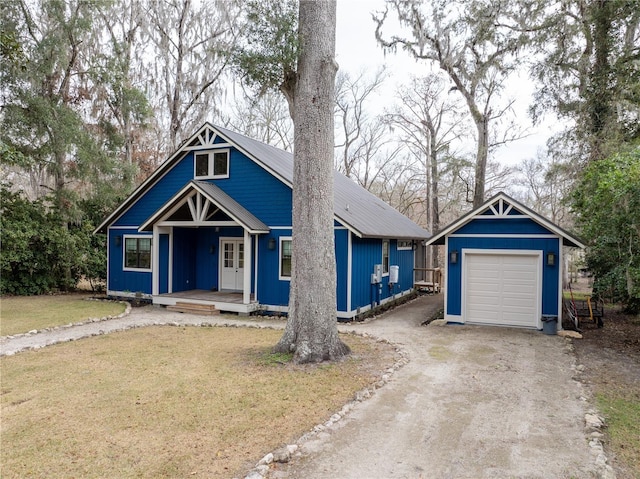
465 253 540 328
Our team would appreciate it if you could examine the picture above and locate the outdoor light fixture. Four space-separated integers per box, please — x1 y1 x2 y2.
115 235 122 247
450 250 458 264
547 251 556 266
268 238 276 250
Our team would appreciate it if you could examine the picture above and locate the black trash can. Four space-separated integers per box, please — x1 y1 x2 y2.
541 315 558 335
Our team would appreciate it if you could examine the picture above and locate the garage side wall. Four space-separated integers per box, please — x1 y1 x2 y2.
446 235 561 323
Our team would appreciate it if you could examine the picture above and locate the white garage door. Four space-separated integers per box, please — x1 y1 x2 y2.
464 252 540 328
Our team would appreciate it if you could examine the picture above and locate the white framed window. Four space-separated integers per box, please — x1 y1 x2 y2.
194 149 229 179
382 239 390 275
279 237 292 280
397 240 413 251
123 235 152 272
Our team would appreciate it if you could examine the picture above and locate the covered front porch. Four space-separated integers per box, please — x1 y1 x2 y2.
155 289 260 314
140 180 270 312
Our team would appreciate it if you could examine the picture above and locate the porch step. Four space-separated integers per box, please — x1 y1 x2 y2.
166 302 220 316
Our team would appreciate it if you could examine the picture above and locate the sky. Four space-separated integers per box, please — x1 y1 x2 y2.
333 0 561 166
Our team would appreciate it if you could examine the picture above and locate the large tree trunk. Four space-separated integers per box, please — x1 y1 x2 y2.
274 0 350 363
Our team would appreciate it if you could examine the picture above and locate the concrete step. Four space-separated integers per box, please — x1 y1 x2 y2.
166 302 220 316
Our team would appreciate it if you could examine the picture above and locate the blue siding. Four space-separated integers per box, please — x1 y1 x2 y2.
107 228 152 294
455 217 551 235
350 237 414 311
114 150 292 228
257 229 291 306
172 228 196 292
446 236 560 317
195 228 219 291
351 237 382 310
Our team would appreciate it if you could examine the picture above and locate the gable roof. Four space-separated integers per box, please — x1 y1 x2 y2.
425 192 585 248
96 123 430 240
139 180 269 234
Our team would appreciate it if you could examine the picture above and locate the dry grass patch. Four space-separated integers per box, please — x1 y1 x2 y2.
0 294 126 336
1 326 396 478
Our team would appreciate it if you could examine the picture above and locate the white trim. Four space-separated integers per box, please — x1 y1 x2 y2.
109 225 139 230
264 226 292 230
193 148 230 180
449 234 560 239
279 236 292 281
461 249 542 329
347 231 352 313
168 227 174 293
152 226 160 295
471 215 529 219
243 230 251 304
557 246 564 331
107 227 111 292
382 239 390 277
443 236 449 321
139 181 268 234
445 313 463 324
183 142 232 151
122 234 153 272
156 220 238 228
425 192 585 249
254 235 259 303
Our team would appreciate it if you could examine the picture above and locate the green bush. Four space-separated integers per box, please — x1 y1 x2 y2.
0 186 106 295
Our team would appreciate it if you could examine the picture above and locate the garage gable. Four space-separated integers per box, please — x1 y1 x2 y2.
425 192 584 331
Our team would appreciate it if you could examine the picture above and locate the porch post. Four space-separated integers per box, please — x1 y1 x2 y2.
243 229 252 304
152 225 160 296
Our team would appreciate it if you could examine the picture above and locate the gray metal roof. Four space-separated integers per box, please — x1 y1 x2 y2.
97 122 431 240
215 124 431 240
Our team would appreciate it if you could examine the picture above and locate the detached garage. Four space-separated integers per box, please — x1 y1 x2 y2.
426 193 585 331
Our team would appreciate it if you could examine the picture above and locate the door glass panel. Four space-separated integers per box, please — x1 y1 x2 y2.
224 242 234 268
238 243 244 268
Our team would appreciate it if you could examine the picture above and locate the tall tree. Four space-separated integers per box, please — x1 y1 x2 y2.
374 0 533 207
142 0 240 151
0 0 120 221
274 0 350 362
385 75 468 264
235 0 349 362
572 147 640 312
334 68 387 178
530 0 640 163
224 89 294 150
93 0 152 191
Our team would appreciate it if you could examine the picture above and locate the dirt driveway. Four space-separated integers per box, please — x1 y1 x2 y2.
270 295 604 479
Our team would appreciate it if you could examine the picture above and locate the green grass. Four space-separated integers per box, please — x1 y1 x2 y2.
597 392 640 477
0 327 395 478
0 294 126 336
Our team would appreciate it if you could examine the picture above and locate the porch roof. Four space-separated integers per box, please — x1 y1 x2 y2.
139 180 269 234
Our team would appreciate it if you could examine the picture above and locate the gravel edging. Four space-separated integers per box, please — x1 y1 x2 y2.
243 329 410 479
0 299 132 343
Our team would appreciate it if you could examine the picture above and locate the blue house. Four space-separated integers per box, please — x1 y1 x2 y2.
425 193 585 331
95 123 431 319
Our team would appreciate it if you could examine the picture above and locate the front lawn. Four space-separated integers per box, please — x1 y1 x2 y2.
0 294 126 336
0 326 395 478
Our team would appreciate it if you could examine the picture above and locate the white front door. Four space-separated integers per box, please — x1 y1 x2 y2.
220 239 244 291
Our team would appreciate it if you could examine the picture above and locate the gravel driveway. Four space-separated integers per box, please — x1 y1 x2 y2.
271 296 608 479
1 296 611 478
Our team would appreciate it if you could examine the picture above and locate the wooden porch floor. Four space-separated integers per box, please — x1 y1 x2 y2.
154 289 258 314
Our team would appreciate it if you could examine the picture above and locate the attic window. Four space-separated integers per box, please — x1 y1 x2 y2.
194 149 229 179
